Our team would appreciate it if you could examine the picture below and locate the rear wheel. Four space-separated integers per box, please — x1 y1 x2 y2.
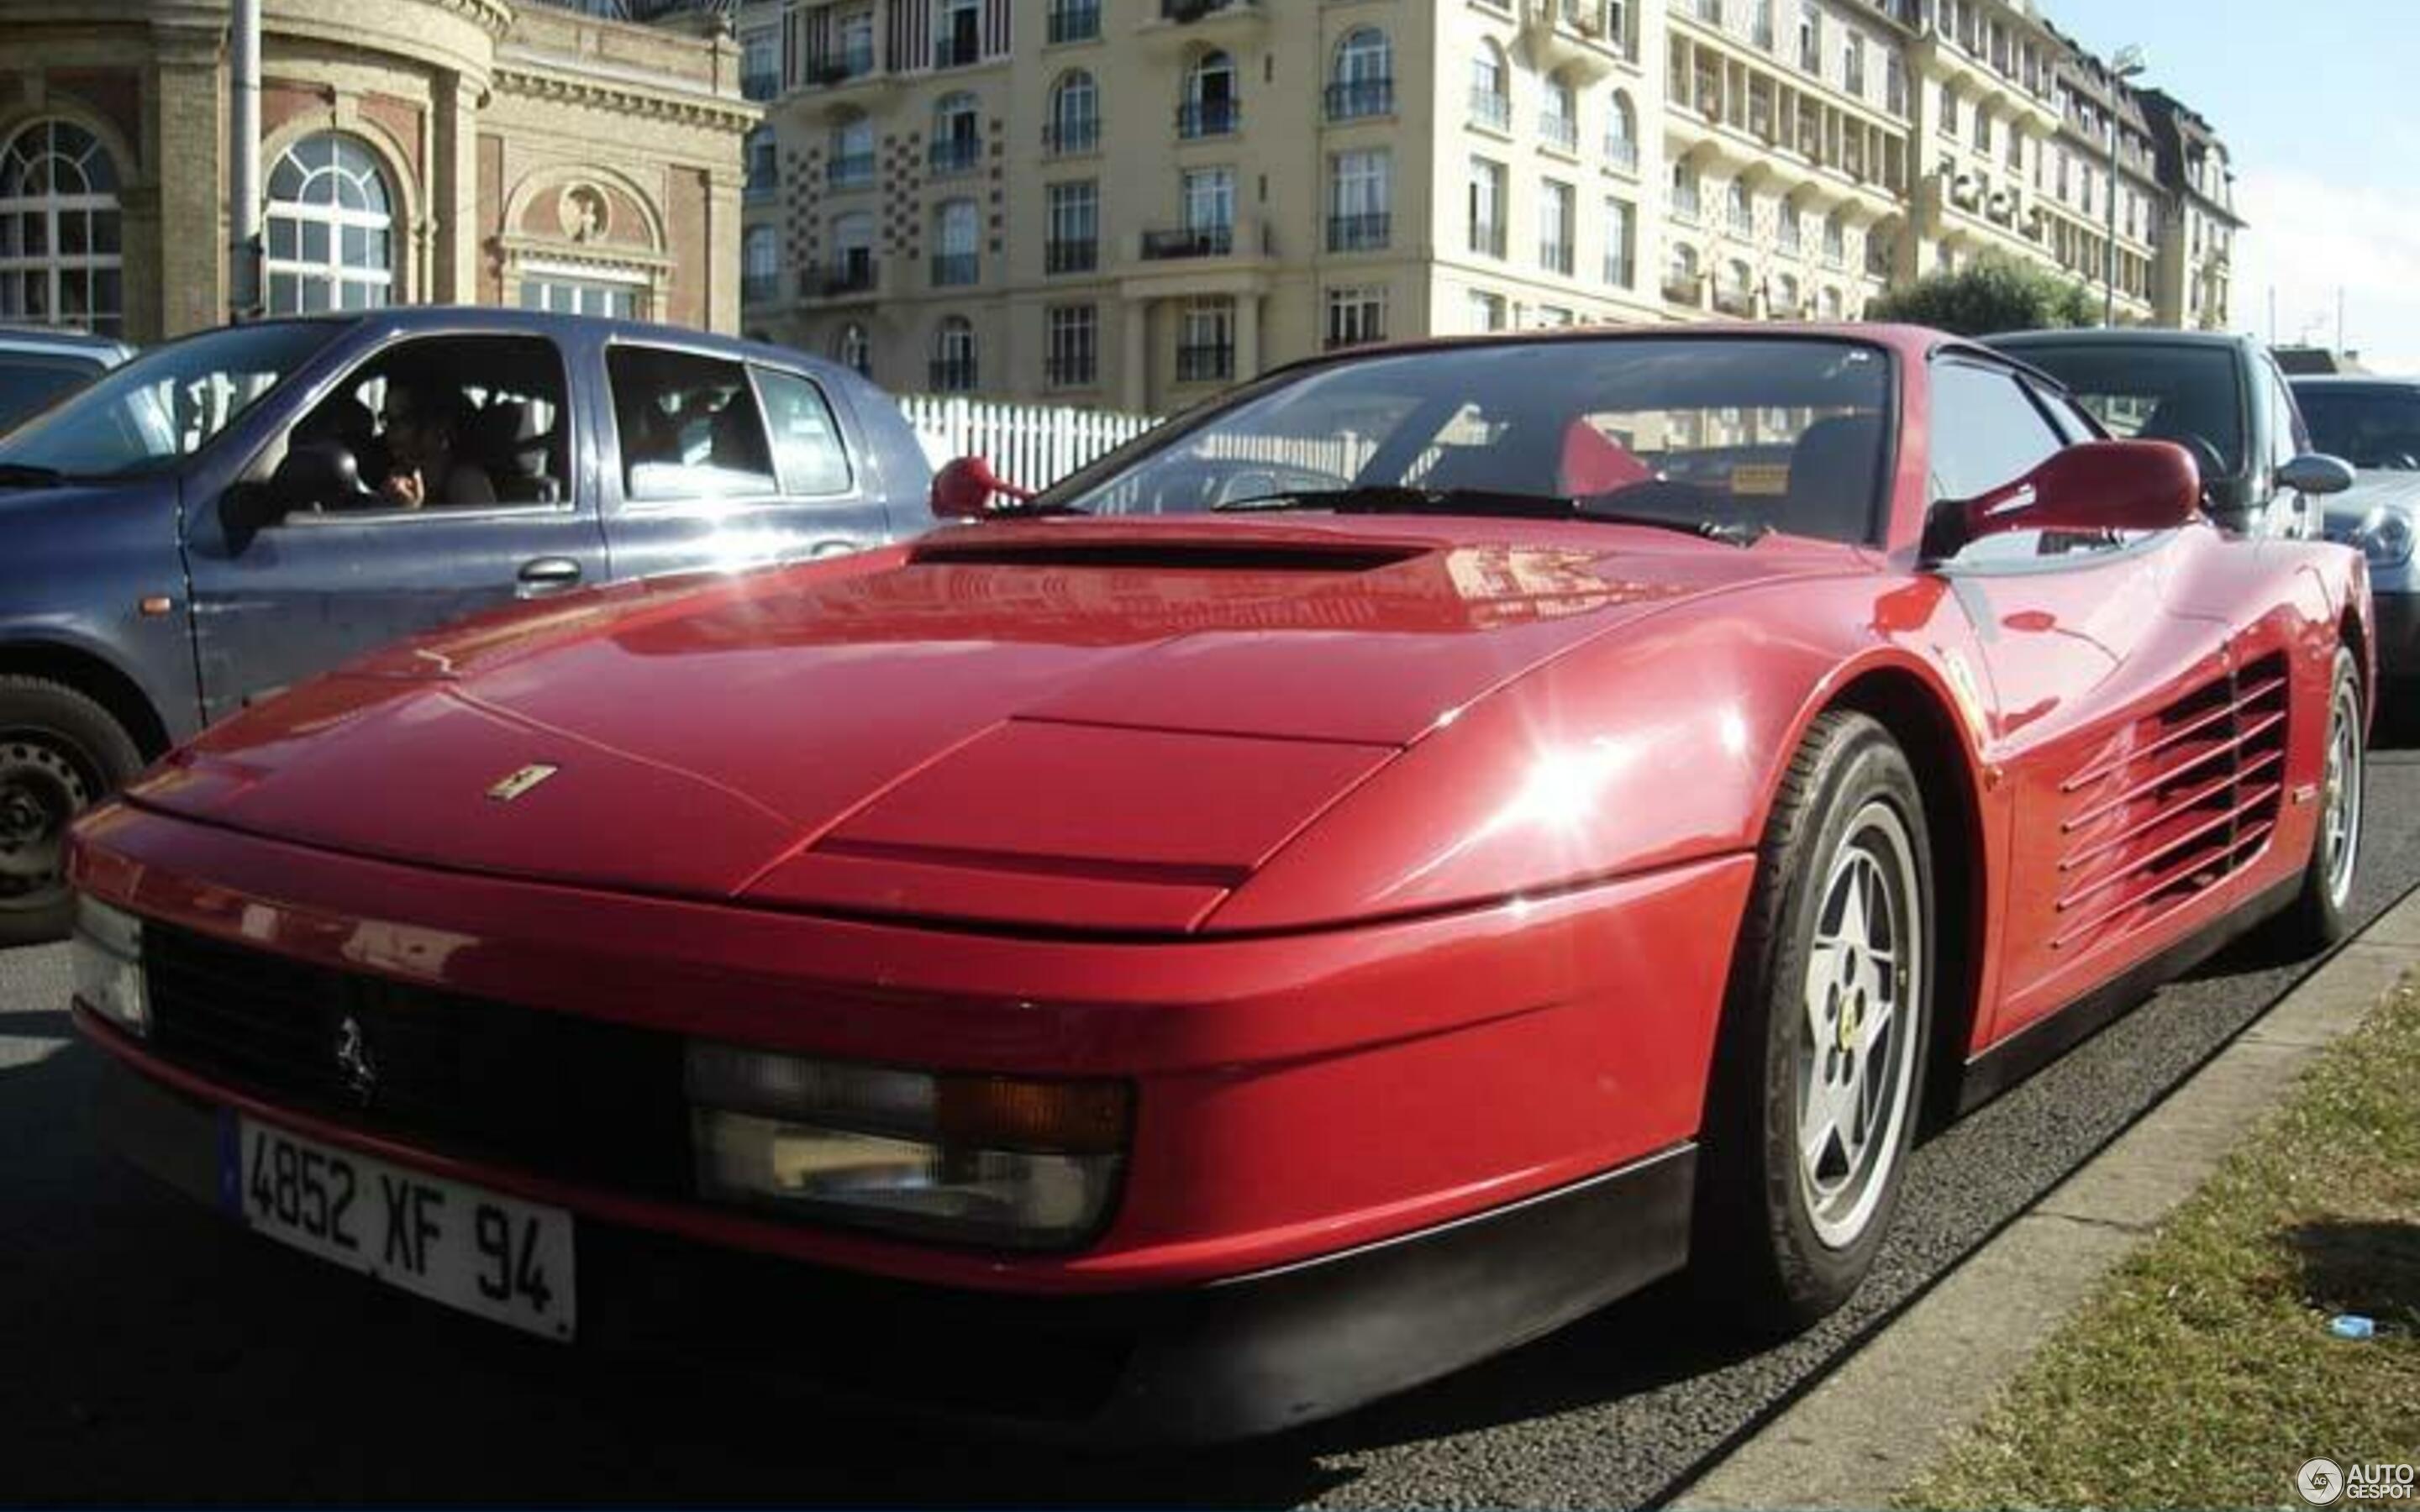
1693 711 1934 1331
2263 647 2364 955
0 676 144 947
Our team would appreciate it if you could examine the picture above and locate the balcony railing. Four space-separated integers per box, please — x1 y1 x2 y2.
1664 273 1702 305
741 69 781 102
1142 224 1234 260
808 260 880 299
1045 239 1099 274
1605 135 1639 173
1540 113 1579 152
930 253 980 286
1176 343 1235 383
934 33 981 68
1325 78 1394 120
929 137 983 176
828 153 876 189
1726 205 1754 238
1044 118 1101 155
741 271 780 305
1162 0 1256 15
1469 89 1512 131
1713 286 1756 317
1327 212 1391 252
1469 218 1505 257
808 45 877 85
1048 0 1102 43
1539 240 1575 276
1670 187 1702 224
1177 99 1241 138
929 359 978 392
1603 255 1633 287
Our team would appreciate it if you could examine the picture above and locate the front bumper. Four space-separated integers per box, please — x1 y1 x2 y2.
92 1039 1694 1443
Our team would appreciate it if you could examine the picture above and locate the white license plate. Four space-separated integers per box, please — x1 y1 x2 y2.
228 1116 576 1341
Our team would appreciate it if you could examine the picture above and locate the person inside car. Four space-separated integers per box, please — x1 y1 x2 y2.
376 375 497 509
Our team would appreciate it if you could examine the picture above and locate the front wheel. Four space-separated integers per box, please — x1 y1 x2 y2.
1693 711 1934 1332
0 676 145 947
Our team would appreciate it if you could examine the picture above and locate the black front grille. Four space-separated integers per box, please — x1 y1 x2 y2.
143 926 692 1197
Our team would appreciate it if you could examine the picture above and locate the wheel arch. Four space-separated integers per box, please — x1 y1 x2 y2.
1819 664 1990 1135
0 641 173 759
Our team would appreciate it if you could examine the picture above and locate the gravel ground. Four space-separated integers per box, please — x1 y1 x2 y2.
5 748 2418 1507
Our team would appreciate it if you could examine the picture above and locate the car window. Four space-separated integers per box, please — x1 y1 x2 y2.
283 334 571 512
2022 376 2098 445
0 352 105 433
0 320 336 479
608 346 778 502
751 367 854 496
1996 341 2244 480
2295 386 2420 470
2265 364 2308 468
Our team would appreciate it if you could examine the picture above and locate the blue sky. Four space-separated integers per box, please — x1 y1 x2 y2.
2053 1 2416 369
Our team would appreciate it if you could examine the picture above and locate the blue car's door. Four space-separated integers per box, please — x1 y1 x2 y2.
182 330 609 722
592 339 896 581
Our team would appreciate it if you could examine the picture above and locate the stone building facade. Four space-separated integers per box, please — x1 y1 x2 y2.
736 0 2242 409
0 0 758 343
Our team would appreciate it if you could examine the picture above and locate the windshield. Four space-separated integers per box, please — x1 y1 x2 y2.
1999 342 2245 476
1050 338 1895 544
0 321 341 480
2294 387 2420 470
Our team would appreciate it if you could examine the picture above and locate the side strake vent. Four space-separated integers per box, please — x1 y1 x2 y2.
2051 652 2290 954
909 539 1426 574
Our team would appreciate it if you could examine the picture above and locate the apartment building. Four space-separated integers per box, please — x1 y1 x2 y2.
737 0 2239 406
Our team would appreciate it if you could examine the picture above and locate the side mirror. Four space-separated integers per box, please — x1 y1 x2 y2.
267 441 361 517
929 454 1034 520
2278 453 2357 497
1923 440 2200 564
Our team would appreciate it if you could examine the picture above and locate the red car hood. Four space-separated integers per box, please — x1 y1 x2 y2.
129 518 1856 932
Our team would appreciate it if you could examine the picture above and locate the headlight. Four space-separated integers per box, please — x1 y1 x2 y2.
2355 507 2414 569
685 1042 1130 1250
71 894 146 1037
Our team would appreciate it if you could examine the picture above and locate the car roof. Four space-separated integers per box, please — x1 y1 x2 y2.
2287 375 2420 391
1983 328 2252 354
0 323 133 360
271 305 868 385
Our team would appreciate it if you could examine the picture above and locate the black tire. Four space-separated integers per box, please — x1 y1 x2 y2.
0 676 145 947
1691 710 1935 1334
2261 647 2364 955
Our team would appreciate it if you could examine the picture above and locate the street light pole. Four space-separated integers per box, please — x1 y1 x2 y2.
2104 44 2146 328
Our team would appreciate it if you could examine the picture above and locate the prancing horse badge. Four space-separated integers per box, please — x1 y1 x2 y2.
487 764 560 803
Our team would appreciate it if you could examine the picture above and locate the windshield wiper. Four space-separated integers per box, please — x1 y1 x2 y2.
1213 486 1767 545
0 462 65 487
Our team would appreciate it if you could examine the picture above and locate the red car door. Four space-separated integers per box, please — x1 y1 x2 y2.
1926 358 2254 1047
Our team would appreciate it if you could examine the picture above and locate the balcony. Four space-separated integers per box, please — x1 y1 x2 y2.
1514 0 1623 82
1044 118 1101 155
929 359 978 393
1725 205 1754 239
807 45 878 87
934 33 982 69
1664 272 1702 306
1604 135 1639 174
1177 99 1241 139
741 68 781 102
1176 343 1235 383
1539 240 1575 276
930 253 980 286
1325 78 1394 121
1469 218 1506 258
1470 89 1512 133
929 137 983 176
1048 0 1102 44
1142 224 1234 260
1602 255 1634 287
741 271 780 306
1669 187 1702 225
827 153 876 190
1327 212 1392 253
1540 112 1580 154
1712 285 1756 318
1046 239 1099 275
1141 0 1266 58
805 260 880 302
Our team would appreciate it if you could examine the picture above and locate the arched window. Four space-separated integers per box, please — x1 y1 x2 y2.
1330 27 1393 118
265 133 392 313
1049 70 1100 154
1470 41 1510 129
1820 286 1844 319
1605 89 1637 169
1823 208 1846 264
1667 243 1699 285
1183 50 1239 137
744 125 776 200
932 199 979 286
1726 179 1753 237
1971 103 1991 152
830 209 876 291
0 119 123 334
742 225 778 302
1774 271 1802 316
835 322 871 378
1540 71 1578 150
930 315 976 392
830 113 875 187
930 92 982 175
1720 258 1754 312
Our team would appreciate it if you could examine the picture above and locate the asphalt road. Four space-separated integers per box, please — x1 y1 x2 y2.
8 747 2420 1507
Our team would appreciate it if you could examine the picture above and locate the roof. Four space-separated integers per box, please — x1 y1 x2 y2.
1985 328 2254 353
2286 375 2420 391
0 324 133 360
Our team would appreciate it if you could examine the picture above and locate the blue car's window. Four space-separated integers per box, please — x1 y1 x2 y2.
2296 387 2420 471
752 366 855 497
0 321 338 479
1047 337 1896 546
0 352 105 433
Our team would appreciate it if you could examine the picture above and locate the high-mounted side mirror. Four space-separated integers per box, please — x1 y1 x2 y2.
1923 440 2201 564
930 454 1035 520
2277 453 2357 497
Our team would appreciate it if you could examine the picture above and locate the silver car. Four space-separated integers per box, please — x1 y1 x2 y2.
0 324 133 435
2295 375 2420 685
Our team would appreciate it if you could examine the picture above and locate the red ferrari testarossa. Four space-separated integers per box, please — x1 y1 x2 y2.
70 327 2370 1441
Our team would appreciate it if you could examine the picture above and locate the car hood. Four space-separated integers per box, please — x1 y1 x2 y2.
128 517 1858 932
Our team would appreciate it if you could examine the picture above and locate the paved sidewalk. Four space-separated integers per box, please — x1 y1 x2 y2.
1670 890 2420 1511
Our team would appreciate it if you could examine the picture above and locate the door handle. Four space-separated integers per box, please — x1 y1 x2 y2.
517 557 584 597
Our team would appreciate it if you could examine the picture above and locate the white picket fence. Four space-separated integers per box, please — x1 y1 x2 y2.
900 394 1160 492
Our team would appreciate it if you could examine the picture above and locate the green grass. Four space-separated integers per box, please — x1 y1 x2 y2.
1901 984 2420 1510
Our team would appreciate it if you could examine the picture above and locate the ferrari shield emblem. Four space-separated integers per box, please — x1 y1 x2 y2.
487 763 560 803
